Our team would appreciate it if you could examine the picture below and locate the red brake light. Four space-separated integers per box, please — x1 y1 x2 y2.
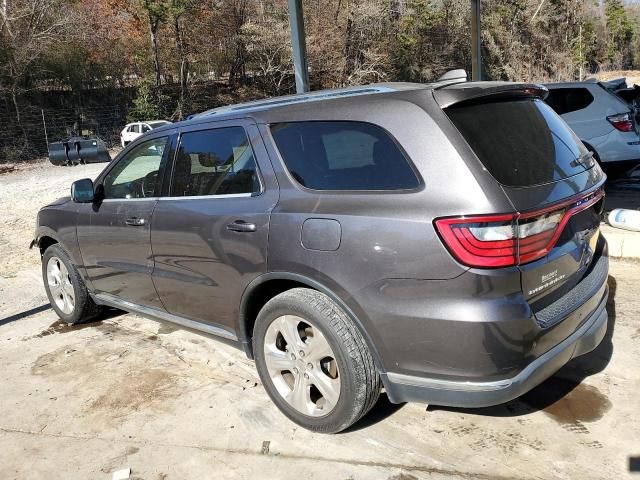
435 189 604 268
607 113 635 132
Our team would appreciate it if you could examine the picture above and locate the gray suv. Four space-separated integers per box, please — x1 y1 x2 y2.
33 81 609 433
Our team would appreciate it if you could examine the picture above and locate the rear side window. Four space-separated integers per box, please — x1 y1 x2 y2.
545 88 594 115
270 121 420 191
445 99 590 187
171 127 261 197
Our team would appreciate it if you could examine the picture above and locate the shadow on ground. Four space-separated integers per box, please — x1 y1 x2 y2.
0 305 123 329
0 304 51 327
344 393 406 433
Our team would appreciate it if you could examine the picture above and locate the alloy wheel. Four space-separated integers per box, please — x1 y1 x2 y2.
263 315 341 417
46 256 75 315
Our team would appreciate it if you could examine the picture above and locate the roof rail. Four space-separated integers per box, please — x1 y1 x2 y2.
198 86 397 117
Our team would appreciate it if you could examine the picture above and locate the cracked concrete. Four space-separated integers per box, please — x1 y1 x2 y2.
1 162 639 479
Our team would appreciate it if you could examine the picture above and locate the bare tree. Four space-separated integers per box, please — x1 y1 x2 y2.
0 0 67 147
140 0 167 86
241 19 293 94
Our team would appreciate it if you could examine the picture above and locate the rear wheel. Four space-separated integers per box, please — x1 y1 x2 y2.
42 244 102 324
253 288 380 433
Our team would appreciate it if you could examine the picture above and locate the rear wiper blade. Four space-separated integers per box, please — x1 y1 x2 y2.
570 151 595 169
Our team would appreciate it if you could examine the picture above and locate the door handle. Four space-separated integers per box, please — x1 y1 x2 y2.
125 217 146 226
226 220 256 233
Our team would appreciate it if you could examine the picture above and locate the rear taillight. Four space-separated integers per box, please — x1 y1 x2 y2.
607 113 635 132
435 189 604 268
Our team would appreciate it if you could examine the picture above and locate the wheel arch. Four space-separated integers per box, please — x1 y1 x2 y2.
32 228 61 256
238 272 386 374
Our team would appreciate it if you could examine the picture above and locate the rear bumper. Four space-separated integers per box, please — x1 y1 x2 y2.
382 287 608 407
589 129 640 163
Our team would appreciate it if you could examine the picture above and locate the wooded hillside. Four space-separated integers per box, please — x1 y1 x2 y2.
1 0 639 161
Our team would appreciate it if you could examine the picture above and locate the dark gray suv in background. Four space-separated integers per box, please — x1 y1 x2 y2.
33 80 609 433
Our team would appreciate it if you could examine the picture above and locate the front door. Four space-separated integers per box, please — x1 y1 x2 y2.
77 135 171 308
150 122 278 333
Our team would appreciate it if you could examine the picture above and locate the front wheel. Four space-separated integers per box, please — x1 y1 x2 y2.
253 288 380 433
42 244 102 324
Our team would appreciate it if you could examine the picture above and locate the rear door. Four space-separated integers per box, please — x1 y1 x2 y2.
150 119 278 334
441 92 606 307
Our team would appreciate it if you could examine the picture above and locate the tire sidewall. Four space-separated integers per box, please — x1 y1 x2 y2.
253 291 363 433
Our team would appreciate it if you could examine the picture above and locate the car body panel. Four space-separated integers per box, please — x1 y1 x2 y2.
150 121 279 331
76 199 163 308
35 81 610 408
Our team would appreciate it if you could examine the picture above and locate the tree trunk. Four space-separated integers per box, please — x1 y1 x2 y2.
11 85 28 149
342 14 355 84
174 15 188 119
149 14 162 86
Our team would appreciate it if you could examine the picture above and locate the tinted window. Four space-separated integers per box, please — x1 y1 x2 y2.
445 99 590 187
270 121 420 191
141 124 151 133
103 137 168 199
131 124 140 133
545 88 594 115
171 127 260 197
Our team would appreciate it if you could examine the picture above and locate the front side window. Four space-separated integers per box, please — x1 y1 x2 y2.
141 124 152 133
102 137 168 199
270 121 420 191
171 127 260 197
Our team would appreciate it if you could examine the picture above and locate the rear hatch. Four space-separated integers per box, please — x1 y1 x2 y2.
434 83 607 328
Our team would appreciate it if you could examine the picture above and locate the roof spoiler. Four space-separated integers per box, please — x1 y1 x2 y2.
433 83 549 108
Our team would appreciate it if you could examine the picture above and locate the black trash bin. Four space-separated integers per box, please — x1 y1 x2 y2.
48 137 111 166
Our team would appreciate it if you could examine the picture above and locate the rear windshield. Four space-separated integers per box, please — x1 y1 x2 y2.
270 121 420 191
445 99 590 187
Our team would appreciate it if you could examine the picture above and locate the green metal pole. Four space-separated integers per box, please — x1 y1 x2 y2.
288 0 310 93
471 0 482 81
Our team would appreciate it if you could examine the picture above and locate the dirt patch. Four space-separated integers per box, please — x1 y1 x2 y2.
23 318 118 341
34 319 104 337
31 342 183 424
158 323 179 335
388 474 418 480
522 377 612 425
90 368 178 414
595 70 640 86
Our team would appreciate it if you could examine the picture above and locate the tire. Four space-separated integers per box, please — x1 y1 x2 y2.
253 288 380 433
42 244 103 324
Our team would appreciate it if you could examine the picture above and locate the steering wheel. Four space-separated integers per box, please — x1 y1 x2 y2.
141 171 158 197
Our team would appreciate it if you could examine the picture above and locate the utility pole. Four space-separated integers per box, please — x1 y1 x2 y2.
471 0 482 81
578 24 584 81
287 0 310 93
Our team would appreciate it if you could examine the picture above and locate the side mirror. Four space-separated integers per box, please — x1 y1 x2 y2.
70 178 95 203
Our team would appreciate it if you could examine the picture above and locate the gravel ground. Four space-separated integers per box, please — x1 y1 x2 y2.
0 162 639 480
